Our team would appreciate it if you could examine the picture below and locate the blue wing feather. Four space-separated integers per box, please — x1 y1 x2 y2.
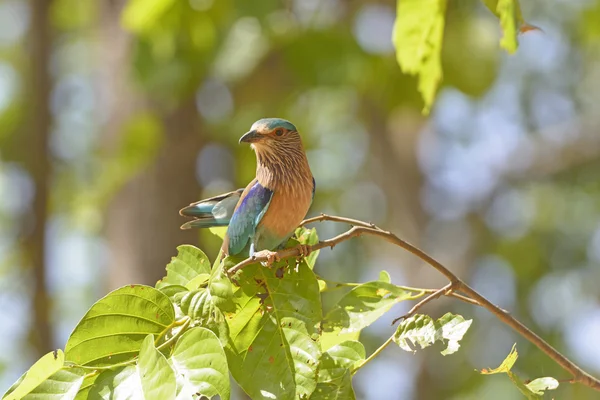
226 180 273 256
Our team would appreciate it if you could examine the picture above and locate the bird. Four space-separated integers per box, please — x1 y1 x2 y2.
179 118 315 265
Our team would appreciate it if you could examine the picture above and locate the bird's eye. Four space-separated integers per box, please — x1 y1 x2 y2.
275 129 284 136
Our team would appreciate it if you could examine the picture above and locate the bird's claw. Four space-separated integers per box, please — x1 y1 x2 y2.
295 244 311 258
253 250 280 268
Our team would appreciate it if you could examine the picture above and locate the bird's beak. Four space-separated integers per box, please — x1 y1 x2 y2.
239 130 260 144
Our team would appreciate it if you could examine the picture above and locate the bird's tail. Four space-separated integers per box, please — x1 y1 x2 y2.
179 189 243 230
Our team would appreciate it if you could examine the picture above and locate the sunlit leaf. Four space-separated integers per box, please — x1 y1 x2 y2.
294 226 320 268
318 341 365 385
86 366 144 399
138 335 176 400
157 245 212 289
23 368 85 400
227 261 322 400
323 281 413 337
496 0 518 53
310 371 356 400
3 350 65 400
526 377 559 395
209 259 235 313
170 327 230 400
378 270 391 283
480 343 518 374
393 313 472 355
392 0 447 113
208 226 228 239
65 285 175 366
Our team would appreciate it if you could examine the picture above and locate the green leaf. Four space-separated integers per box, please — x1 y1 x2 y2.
496 0 518 53
87 366 144 399
73 373 99 400
311 371 356 400
437 313 473 355
208 260 235 313
157 284 189 299
480 343 518 374
121 0 177 34
392 0 447 113
158 245 212 289
227 261 322 400
294 226 320 268
138 335 177 400
378 270 391 283
323 281 413 338
3 350 65 400
23 368 85 400
526 377 559 395
482 0 539 46
393 313 472 355
208 226 228 239
479 344 557 399
170 327 230 400
318 341 365 385
179 288 230 344
65 285 175 366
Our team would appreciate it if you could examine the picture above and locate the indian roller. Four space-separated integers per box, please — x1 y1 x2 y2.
179 118 315 264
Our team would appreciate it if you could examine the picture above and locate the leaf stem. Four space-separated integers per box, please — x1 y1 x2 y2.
351 335 395 375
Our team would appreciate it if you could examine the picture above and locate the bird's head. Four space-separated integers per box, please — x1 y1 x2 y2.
239 118 301 153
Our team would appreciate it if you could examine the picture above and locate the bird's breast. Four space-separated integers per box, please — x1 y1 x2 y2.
257 184 313 240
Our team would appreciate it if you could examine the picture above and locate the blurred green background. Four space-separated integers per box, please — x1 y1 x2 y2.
2 0 600 398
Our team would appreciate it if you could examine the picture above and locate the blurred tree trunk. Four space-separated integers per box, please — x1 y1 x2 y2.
106 101 204 288
24 0 53 356
98 1 204 290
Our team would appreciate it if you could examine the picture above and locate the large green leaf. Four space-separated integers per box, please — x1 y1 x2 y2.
318 341 365 385
138 335 177 400
157 245 212 289
321 281 412 351
23 368 85 400
73 374 100 400
392 0 447 113
65 285 175 366
3 350 65 400
208 258 235 313
170 327 230 400
311 371 356 400
86 366 143 399
393 313 472 355
179 288 230 344
227 261 322 400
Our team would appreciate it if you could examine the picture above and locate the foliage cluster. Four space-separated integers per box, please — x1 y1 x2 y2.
2 227 559 399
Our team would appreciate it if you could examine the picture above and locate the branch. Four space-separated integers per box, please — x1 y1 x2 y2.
227 214 600 392
391 282 455 325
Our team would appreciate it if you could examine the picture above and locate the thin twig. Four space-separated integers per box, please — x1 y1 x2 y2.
391 282 455 325
351 335 394 375
227 214 600 391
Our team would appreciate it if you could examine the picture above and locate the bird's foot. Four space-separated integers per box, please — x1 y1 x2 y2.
294 244 311 258
252 250 280 268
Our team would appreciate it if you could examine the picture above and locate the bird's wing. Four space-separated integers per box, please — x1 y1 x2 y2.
225 179 273 256
179 188 244 229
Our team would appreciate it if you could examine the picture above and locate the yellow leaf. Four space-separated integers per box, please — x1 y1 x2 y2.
392 0 447 114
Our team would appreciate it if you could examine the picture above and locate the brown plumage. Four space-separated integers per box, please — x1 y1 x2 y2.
179 118 315 261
